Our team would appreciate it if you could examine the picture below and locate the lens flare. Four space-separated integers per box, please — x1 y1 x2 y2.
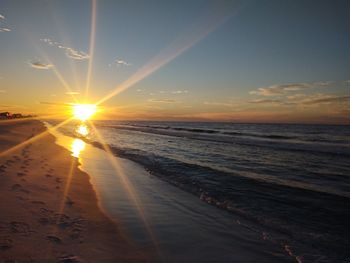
73 104 97 121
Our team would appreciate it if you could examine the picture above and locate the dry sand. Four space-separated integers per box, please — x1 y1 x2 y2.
0 120 151 262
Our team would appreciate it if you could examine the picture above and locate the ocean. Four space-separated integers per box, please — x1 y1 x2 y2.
57 120 350 262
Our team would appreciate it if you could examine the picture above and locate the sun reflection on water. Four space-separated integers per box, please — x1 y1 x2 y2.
71 138 86 158
75 123 90 137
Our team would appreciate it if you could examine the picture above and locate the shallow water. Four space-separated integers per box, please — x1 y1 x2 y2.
48 124 296 263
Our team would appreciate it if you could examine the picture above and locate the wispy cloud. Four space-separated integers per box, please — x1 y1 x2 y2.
0 90 6 93
149 98 177 103
39 101 73 106
29 61 53 70
115 59 132 66
249 81 338 97
65 48 89 60
0 14 11 32
65 91 80 95
250 83 311 96
172 90 188 94
302 95 350 105
248 99 281 104
41 38 89 60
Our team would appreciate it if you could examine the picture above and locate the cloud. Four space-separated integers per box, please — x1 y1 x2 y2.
149 99 176 103
115 59 132 66
136 89 142 92
29 61 53 70
40 38 89 60
0 90 6 93
39 101 73 106
302 95 350 105
248 99 281 104
172 90 188 94
250 83 311 96
65 48 89 60
65 91 80 95
0 14 10 32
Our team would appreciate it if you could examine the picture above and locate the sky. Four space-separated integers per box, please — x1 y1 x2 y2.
0 0 349 123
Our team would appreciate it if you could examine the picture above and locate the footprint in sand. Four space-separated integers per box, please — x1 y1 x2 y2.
10 221 32 236
46 235 62 244
5 160 14 166
0 237 13 251
31 200 46 205
11 184 22 191
11 184 30 194
58 254 82 263
65 197 74 206
55 178 63 183
17 172 27 177
15 195 28 201
0 165 6 174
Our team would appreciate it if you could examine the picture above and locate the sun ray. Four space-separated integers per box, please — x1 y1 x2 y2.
41 55 79 103
48 2 82 94
25 33 79 103
88 121 162 256
43 152 77 261
0 117 73 158
57 152 77 216
95 2 238 106
84 0 97 100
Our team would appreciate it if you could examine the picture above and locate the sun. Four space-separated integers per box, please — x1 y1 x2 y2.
72 104 97 121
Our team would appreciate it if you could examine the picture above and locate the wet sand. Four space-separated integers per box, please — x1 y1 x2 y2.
0 120 150 262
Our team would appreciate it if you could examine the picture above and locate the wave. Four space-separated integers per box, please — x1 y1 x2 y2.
101 123 350 143
99 124 350 157
85 139 350 261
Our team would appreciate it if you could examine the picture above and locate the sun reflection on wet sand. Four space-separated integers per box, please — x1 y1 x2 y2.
71 138 86 158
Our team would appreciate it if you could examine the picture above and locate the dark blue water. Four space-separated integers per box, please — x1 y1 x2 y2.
60 121 350 262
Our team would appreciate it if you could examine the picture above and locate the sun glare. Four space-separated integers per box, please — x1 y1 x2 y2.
71 138 86 158
76 124 90 137
73 104 97 121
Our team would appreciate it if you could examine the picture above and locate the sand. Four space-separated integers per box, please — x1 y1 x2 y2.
0 119 151 262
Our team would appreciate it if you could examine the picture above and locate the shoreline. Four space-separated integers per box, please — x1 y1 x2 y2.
0 120 151 262
49 121 296 262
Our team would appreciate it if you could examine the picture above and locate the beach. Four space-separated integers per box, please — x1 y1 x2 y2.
0 120 150 262
1 119 349 263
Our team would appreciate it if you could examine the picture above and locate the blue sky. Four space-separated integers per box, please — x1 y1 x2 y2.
0 0 349 123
